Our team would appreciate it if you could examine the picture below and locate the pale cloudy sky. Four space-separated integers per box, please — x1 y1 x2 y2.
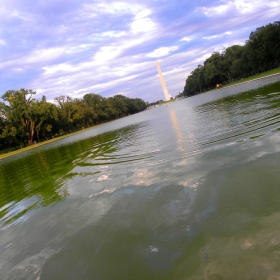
0 0 279 102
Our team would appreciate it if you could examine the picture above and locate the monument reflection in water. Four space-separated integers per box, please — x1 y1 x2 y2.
1 80 280 279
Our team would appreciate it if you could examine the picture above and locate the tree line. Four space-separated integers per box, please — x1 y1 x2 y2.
182 20 280 97
0 89 147 152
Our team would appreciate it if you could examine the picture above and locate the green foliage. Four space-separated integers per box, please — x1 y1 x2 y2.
182 20 280 97
0 90 147 152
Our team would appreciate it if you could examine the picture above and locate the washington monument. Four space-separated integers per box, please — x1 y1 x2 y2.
156 61 171 101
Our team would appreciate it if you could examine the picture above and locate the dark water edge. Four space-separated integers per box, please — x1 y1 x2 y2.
0 79 280 280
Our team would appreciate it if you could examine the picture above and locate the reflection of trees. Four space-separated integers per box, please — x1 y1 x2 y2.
191 81 280 146
0 124 143 225
0 151 69 225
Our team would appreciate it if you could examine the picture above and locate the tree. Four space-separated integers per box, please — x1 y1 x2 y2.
34 96 59 141
203 62 219 87
0 88 147 152
1 88 37 145
54 95 83 132
181 20 280 95
83 93 108 123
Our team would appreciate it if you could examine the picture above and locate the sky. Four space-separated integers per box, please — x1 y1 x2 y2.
0 0 279 103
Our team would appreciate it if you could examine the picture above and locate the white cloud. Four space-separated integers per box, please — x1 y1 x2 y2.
40 37 147 77
112 63 139 77
134 8 151 19
202 3 230 16
203 31 233 40
75 74 139 93
0 39 7 45
93 35 149 65
131 17 156 33
11 10 28 21
100 31 127 38
233 0 265 13
66 44 93 54
180 36 193 42
28 48 66 63
203 35 219 40
94 46 122 62
130 9 156 34
201 0 279 18
0 47 66 71
268 1 280 8
96 2 142 15
42 63 76 75
147 46 179 58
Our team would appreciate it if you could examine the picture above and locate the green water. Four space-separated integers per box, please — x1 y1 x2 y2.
1 81 280 279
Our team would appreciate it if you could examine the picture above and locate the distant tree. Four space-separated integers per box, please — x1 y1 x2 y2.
0 89 147 152
182 20 280 95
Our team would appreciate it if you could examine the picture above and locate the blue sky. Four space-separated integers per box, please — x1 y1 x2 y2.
0 0 279 102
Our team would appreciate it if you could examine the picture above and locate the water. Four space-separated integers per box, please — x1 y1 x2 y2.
1 79 280 279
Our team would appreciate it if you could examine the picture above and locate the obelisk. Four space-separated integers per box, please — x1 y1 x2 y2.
156 61 170 101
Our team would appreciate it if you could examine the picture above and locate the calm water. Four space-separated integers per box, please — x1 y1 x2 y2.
1 79 280 280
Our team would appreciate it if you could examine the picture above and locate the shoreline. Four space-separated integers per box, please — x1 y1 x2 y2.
1 71 280 160
0 123 105 160
209 72 280 93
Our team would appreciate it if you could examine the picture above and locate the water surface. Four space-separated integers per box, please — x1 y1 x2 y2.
1 80 280 279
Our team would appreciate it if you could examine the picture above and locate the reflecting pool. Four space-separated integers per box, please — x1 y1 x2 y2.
1 80 280 279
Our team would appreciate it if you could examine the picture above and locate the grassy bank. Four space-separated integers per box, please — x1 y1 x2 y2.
224 67 280 88
0 126 97 160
